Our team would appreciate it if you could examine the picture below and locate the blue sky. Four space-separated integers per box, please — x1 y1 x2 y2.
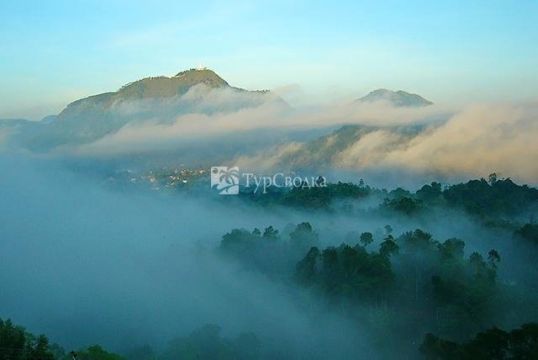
1 0 537 119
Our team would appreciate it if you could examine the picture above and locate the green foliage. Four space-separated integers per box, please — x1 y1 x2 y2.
262 225 279 240
428 248 500 337
379 235 399 257
420 333 462 359
416 182 443 203
514 223 538 245
296 243 394 302
394 229 500 336
0 318 26 360
289 222 319 250
399 229 434 252
0 318 55 360
389 187 412 199
359 232 374 247
438 238 465 260
238 176 537 227
239 181 371 209
420 323 538 359
220 223 318 276
442 178 538 217
294 227 503 342
221 228 260 256
382 196 424 215
161 324 260 360
74 345 124 360
384 176 537 222
26 335 55 360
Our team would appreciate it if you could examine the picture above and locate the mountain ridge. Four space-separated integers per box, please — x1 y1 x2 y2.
357 89 433 107
59 69 235 118
13 68 285 151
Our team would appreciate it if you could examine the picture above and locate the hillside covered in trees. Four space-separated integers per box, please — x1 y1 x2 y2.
2 175 537 359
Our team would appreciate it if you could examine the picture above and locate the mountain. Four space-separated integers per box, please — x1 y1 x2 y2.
0 118 32 129
244 124 426 171
357 89 433 107
14 68 286 151
60 68 230 119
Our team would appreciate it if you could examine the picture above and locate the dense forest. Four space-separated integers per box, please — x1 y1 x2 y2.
2 175 537 359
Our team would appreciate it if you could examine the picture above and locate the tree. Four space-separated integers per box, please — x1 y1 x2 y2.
515 223 538 245
438 238 465 260
220 228 259 260
0 318 26 360
420 333 462 359
420 323 538 360
296 247 320 285
27 335 54 360
296 241 394 302
488 172 498 185
75 345 125 360
383 197 423 215
289 222 318 250
416 182 442 202
262 226 279 241
379 235 399 257
161 324 260 360
0 318 55 360
400 229 435 252
359 232 374 247
487 249 501 269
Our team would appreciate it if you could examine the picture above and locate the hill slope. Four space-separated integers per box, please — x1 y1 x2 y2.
357 89 433 107
15 69 285 151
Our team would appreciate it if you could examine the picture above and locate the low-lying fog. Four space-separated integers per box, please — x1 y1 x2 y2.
1 155 535 359
1 156 375 357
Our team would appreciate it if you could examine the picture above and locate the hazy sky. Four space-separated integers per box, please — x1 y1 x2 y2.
1 0 537 119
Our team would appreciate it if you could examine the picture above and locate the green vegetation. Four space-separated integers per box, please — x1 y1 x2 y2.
239 181 372 209
443 176 538 217
218 219 536 357
220 222 318 277
296 241 394 302
235 175 537 232
420 323 538 359
2 174 537 359
0 321 260 360
73 346 125 360
515 223 538 245
0 318 55 360
161 324 259 360
295 227 502 340
0 318 126 360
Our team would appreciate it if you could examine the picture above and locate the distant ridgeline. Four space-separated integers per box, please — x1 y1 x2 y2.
236 174 536 227
117 167 538 240
2 68 287 151
357 88 433 107
0 68 436 154
0 318 260 360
